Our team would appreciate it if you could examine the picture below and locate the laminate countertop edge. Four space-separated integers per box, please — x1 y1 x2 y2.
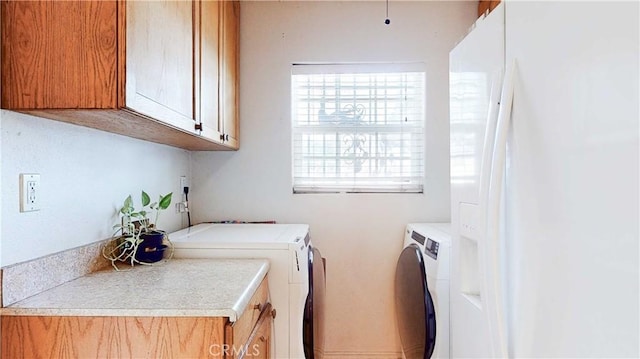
1 258 270 322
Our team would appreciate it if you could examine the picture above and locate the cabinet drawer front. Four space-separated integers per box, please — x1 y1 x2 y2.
231 277 269 351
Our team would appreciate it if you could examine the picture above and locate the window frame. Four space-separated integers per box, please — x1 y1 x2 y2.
291 63 426 194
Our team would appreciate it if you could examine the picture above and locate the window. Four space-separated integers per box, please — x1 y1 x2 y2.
292 64 425 193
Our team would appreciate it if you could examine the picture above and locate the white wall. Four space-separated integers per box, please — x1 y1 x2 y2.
1 110 191 266
191 1 475 357
0 113 2 270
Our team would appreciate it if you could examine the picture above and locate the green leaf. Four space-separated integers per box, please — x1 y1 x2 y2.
141 191 151 207
123 195 133 209
120 195 133 215
158 193 173 210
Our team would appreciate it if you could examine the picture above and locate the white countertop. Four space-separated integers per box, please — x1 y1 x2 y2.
1 258 269 321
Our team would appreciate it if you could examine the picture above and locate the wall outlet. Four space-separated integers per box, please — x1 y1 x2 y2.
176 202 189 213
20 173 41 212
180 176 189 190
175 201 189 213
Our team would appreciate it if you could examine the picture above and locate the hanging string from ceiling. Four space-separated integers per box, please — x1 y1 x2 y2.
385 0 391 25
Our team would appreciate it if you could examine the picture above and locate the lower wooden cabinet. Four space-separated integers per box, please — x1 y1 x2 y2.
2 316 227 358
1 279 274 359
244 304 273 359
223 277 273 359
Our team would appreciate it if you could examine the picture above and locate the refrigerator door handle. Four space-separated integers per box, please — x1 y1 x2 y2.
484 59 517 358
479 69 504 204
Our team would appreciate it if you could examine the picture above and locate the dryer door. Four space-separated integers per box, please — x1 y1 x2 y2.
303 245 326 359
395 244 436 359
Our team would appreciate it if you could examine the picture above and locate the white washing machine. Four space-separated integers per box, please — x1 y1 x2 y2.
395 223 451 359
167 223 326 359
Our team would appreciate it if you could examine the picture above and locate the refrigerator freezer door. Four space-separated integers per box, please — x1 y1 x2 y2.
451 2 639 358
504 2 639 357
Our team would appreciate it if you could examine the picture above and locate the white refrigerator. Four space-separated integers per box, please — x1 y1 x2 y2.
449 2 639 358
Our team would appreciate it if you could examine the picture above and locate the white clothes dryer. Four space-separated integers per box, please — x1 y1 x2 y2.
168 223 326 359
395 223 451 359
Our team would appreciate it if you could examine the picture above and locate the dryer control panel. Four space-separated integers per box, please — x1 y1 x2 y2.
424 238 440 260
411 230 426 245
411 230 440 259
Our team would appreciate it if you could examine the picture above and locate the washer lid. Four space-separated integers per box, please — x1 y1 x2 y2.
168 224 310 250
395 244 436 359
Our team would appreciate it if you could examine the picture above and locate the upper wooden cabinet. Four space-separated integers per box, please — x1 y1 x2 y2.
125 0 196 135
1 1 118 109
198 0 239 148
199 0 221 143
1 0 240 151
478 0 501 17
219 0 240 149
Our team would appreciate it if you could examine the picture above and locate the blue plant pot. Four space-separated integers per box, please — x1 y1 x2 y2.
135 231 167 263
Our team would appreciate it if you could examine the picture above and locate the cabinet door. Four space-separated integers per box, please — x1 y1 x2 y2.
219 0 240 148
1 1 117 109
245 304 273 359
198 0 222 141
125 0 196 134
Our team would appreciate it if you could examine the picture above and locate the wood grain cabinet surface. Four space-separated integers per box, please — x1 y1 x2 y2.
243 304 273 359
198 0 239 148
478 0 501 17
218 0 240 149
1 279 274 359
1 0 240 151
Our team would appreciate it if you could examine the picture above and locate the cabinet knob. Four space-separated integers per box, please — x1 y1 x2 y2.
220 133 225 141
254 303 262 312
225 134 229 141
195 123 202 131
271 308 277 319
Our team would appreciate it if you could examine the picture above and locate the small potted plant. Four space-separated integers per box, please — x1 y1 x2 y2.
103 191 173 269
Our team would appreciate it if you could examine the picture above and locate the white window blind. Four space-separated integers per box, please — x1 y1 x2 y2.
292 64 425 193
